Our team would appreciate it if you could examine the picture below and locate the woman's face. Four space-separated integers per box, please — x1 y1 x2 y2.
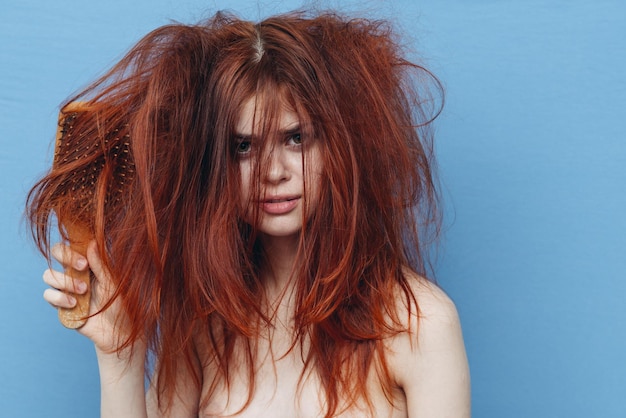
235 96 322 239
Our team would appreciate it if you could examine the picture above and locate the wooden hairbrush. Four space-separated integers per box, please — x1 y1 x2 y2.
52 101 133 329
54 102 92 328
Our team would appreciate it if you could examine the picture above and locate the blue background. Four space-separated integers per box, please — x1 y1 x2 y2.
1 0 625 416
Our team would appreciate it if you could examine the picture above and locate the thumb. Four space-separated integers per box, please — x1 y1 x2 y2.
85 241 116 306
85 241 105 278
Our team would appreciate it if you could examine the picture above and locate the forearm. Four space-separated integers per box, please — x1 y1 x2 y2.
96 345 148 418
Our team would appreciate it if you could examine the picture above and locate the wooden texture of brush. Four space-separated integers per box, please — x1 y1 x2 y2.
53 102 133 329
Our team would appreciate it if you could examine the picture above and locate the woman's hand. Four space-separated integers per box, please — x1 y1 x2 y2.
43 242 149 418
42 242 127 354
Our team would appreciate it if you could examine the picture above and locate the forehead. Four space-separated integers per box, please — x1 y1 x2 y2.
235 95 301 136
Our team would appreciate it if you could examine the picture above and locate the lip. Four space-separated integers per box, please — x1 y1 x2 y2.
259 195 301 215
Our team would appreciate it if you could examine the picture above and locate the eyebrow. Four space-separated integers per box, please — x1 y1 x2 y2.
233 123 307 141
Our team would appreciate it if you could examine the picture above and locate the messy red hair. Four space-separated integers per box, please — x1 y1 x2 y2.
27 11 442 417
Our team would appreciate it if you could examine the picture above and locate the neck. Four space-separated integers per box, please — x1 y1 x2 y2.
259 233 300 298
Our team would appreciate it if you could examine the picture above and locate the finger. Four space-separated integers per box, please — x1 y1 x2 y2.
85 242 113 290
85 241 105 277
85 242 117 303
43 288 77 309
51 243 88 271
43 269 88 294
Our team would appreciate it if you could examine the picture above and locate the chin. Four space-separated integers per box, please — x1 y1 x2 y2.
257 221 303 239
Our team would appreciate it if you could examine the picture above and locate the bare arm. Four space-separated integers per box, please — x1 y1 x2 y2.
44 242 202 417
43 243 148 417
390 278 471 417
97 347 148 418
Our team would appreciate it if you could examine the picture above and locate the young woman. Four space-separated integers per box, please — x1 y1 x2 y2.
28 11 470 417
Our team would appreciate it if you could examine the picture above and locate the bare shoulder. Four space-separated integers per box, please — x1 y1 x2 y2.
387 269 471 417
402 270 461 325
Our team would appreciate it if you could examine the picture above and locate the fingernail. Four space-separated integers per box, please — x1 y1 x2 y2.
76 281 87 293
67 295 77 306
75 258 87 269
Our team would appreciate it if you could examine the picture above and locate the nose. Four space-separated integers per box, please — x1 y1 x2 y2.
263 146 290 185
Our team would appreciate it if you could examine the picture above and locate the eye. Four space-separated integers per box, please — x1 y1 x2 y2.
235 138 252 155
287 133 302 146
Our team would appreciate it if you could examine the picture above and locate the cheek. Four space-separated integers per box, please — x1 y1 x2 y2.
308 169 323 196
239 162 253 205
304 148 323 210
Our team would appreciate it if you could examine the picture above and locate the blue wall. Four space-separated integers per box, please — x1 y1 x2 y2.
1 1 624 416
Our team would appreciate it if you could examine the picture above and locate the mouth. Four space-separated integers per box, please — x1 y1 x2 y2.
262 196 299 203
258 195 301 214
